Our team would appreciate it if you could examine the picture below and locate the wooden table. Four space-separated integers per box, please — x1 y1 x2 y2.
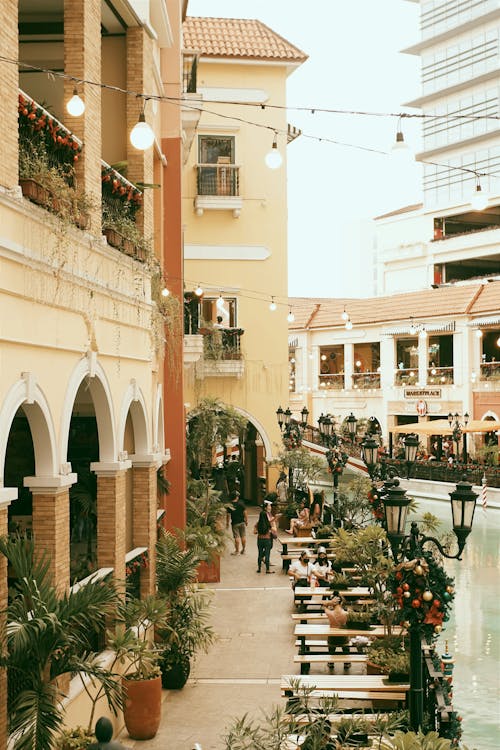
277 536 336 553
294 623 397 655
294 586 371 599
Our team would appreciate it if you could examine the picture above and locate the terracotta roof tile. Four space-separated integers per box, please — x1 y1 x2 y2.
183 17 308 62
288 282 500 330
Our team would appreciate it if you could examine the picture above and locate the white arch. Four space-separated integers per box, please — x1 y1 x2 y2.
233 407 273 460
118 382 150 455
480 410 500 422
153 386 165 454
60 356 116 465
0 376 58 482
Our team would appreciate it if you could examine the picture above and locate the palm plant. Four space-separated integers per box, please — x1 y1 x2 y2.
0 534 121 750
155 531 215 689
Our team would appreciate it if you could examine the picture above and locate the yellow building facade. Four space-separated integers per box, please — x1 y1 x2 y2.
0 0 187 743
182 17 307 498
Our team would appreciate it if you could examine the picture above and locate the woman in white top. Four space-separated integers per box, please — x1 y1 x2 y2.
312 546 331 587
289 550 314 589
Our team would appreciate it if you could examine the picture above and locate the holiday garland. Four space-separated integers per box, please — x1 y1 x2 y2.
101 164 143 215
282 423 302 450
367 485 385 523
325 447 348 476
387 550 455 641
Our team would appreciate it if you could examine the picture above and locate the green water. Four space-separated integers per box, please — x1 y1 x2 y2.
418 499 500 750
320 481 500 748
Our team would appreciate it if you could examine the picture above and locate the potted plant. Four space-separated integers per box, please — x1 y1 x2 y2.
366 634 407 676
155 531 215 689
0 534 121 750
55 726 95 750
335 715 371 747
106 595 170 741
102 197 150 262
345 610 374 630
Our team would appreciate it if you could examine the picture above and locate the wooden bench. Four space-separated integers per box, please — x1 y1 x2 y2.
294 653 368 675
282 551 336 572
294 624 401 656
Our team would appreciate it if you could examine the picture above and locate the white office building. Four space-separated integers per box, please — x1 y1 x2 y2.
376 0 500 295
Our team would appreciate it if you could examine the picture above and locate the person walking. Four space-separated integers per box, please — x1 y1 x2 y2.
254 509 274 574
226 492 248 555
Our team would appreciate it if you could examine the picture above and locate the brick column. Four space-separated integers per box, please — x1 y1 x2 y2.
131 462 158 597
0 0 18 189
0 493 15 750
92 465 128 591
64 0 102 230
126 27 154 239
30 488 71 595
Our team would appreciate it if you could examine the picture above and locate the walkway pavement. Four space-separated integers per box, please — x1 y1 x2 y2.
125 507 297 750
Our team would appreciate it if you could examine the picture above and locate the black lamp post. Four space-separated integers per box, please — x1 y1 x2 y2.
381 476 478 731
276 406 284 431
319 414 340 523
300 405 310 431
447 411 470 463
403 433 419 479
346 412 358 445
361 435 380 481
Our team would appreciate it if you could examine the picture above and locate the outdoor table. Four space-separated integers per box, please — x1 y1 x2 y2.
294 623 398 655
281 674 409 695
294 586 371 599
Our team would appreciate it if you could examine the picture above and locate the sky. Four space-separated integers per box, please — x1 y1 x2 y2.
187 0 423 297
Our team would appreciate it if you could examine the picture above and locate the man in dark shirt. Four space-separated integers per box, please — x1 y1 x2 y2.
226 492 248 555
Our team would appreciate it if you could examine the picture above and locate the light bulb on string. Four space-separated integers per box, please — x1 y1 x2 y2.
216 294 225 310
470 175 489 211
475 329 483 338
341 308 349 322
345 318 353 330
391 115 413 161
265 132 283 169
130 98 155 151
161 287 170 297
66 87 85 116
269 296 277 311
194 284 203 296
287 309 295 323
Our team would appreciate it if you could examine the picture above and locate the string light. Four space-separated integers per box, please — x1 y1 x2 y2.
194 284 203 296
287 309 295 323
161 287 170 297
269 296 277 312
470 176 489 211
216 294 225 310
391 115 412 160
345 318 353 331
66 87 85 116
130 99 155 151
341 308 349 322
265 132 282 170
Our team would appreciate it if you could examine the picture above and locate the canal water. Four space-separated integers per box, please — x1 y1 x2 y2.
417 498 500 750
319 480 500 748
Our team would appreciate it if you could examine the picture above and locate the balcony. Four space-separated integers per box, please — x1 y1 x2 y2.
352 372 381 390
197 328 245 378
480 361 500 383
427 366 454 385
318 373 345 390
184 334 204 364
194 163 242 218
395 368 418 386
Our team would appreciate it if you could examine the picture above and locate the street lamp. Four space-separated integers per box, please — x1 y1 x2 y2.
403 433 419 479
381 476 477 732
300 406 309 430
346 412 358 444
276 406 284 431
447 411 469 463
361 435 380 480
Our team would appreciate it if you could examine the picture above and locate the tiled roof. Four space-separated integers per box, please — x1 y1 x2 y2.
288 281 500 330
183 17 308 63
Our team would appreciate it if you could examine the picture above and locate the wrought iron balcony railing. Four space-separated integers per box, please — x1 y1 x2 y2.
196 163 240 197
395 368 418 386
427 366 454 385
481 361 500 381
318 373 345 390
352 372 381 390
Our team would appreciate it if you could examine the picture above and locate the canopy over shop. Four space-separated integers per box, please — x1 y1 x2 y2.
388 418 500 461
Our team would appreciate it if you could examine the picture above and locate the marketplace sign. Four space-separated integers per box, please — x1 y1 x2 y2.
404 388 442 399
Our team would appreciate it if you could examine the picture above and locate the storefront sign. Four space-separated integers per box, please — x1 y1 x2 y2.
404 388 441 399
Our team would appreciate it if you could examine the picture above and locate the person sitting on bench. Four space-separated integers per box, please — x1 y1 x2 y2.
285 499 309 535
289 550 313 588
324 593 351 670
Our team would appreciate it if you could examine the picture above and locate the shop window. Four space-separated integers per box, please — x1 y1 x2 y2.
428 334 454 384
200 297 237 328
395 337 418 385
353 342 381 389
319 345 344 390
480 329 500 381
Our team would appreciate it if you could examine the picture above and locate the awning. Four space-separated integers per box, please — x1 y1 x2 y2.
389 419 500 435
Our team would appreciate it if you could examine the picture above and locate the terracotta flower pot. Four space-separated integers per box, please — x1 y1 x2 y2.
196 555 220 583
122 675 162 740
